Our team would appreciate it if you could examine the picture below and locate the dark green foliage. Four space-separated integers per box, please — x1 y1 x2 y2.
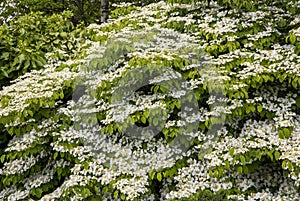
0 0 165 25
0 0 102 25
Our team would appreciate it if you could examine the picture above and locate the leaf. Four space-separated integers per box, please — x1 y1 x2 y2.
18 54 25 64
257 104 263 112
60 32 68 38
157 172 162 181
53 39 60 44
94 186 99 194
267 150 274 161
31 60 37 69
296 97 300 108
102 186 108 193
11 57 19 67
35 188 42 198
19 28 25 35
0 155 5 163
246 106 250 114
1 52 9 60
141 116 146 124
149 172 155 180
283 127 291 138
54 152 58 159
282 160 287 169
27 110 34 117
240 155 246 165
67 42 73 49
274 151 280 161
24 59 30 69
292 78 298 89
35 56 46 67
288 161 293 171
290 34 296 44
278 129 284 139
237 166 243 174
243 166 249 174
1 68 9 77
15 128 21 136
114 190 119 199
57 168 62 176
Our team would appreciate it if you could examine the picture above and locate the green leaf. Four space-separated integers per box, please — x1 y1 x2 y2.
246 106 250 114
282 160 286 169
94 186 99 194
11 57 19 67
0 155 5 163
296 97 300 108
257 105 263 113
213 170 219 178
35 188 42 198
24 59 30 69
53 39 60 44
1 52 9 60
243 166 249 174
274 151 280 161
149 172 155 180
60 152 65 157
54 152 58 159
102 186 108 193
18 54 25 64
157 172 162 181
60 32 68 38
59 92 64 99
35 59 45 67
283 127 291 138
0 68 9 77
290 34 296 44
278 129 284 139
27 110 34 117
57 168 62 176
267 150 274 161
240 155 246 165
237 166 243 174
292 78 298 89
141 116 146 124
288 161 293 171
114 190 119 199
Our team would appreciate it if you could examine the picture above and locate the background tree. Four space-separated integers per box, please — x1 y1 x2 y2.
0 0 102 25
101 0 109 23
0 0 162 25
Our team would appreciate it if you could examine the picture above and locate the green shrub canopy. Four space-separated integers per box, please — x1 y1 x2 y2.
0 0 300 200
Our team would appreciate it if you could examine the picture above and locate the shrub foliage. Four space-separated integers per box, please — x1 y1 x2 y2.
0 11 85 87
0 0 300 200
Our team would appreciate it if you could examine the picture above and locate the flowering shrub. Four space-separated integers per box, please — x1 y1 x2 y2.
0 0 300 200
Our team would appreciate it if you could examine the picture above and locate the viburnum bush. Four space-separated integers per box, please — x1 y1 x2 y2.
0 0 300 200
